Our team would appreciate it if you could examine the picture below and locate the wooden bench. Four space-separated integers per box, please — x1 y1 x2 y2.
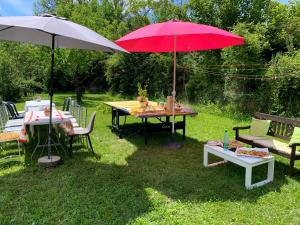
233 112 300 176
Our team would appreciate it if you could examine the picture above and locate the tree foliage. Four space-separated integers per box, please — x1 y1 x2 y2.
0 0 299 116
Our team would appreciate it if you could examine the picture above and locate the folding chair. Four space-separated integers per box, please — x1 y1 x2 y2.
4 102 24 119
68 112 99 159
0 131 22 163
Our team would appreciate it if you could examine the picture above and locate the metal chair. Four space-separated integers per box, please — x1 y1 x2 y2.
0 131 22 163
68 112 98 159
0 103 23 132
4 102 24 119
8 101 24 117
62 97 72 114
69 101 80 128
0 103 8 131
79 105 87 128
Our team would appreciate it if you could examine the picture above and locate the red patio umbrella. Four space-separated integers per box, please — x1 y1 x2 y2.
116 20 244 134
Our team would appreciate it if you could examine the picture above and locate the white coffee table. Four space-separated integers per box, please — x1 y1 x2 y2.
203 144 274 189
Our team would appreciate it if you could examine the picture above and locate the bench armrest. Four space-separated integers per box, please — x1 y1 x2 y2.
289 142 300 148
233 125 250 131
233 125 250 139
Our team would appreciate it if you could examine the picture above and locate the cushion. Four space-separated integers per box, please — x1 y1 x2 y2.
62 111 71 115
250 118 271 136
253 139 300 156
72 127 88 135
70 118 77 123
63 114 73 119
289 127 300 146
239 134 271 141
5 118 24 127
4 126 22 133
0 132 19 142
71 122 79 128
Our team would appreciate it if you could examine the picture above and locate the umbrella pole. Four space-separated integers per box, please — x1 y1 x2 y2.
165 36 181 149
172 36 176 134
38 34 61 167
48 34 55 159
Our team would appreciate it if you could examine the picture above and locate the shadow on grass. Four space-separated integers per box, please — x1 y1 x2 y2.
53 93 131 109
1 156 152 225
1 123 298 224
120 131 294 201
105 120 295 198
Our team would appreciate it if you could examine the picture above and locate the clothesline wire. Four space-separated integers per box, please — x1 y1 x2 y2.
201 68 295 77
200 71 299 80
180 63 300 68
199 67 300 71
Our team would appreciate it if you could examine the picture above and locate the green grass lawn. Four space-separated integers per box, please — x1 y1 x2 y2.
1 93 300 225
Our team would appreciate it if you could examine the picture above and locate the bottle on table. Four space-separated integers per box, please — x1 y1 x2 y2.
223 129 229 151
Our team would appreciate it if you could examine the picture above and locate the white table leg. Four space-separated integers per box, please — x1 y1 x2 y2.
246 159 275 189
245 166 252 189
203 149 208 167
204 149 227 167
267 160 274 182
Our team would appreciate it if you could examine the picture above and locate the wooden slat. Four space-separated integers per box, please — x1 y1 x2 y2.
255 112 300 126
270 121 276 135
286 124 294 137
276 122 281 135
281 123 286 136
273 133 290 140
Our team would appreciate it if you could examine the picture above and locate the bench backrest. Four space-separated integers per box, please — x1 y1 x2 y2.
254 112 300 140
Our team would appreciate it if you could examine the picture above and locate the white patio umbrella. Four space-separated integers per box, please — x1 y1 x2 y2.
0 14 127 165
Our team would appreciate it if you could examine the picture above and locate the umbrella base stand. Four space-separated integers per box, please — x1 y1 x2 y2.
38 155 61 168
166 141 183 150
165 134 183 149
165 141 183 149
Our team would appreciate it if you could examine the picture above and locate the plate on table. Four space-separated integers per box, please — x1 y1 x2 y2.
207 141 223 147
236 147 271 159
228 140 244 151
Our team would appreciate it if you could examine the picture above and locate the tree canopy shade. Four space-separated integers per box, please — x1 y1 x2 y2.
0 0 299 117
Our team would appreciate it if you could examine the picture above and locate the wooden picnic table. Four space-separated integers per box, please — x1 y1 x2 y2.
104 101 197 144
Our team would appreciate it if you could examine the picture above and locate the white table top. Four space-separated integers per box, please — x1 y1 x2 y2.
25 100 55 112
204 144 274 165
24 110 69 125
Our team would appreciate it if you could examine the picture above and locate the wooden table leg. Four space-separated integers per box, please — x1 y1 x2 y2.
144 117 148 145
183 115 186 139
112 108 115 126
116 110 120 129
166 116 170 123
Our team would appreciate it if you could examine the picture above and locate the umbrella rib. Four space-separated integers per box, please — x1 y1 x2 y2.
36 28 56 36
0 26 13 32
0 25 57 38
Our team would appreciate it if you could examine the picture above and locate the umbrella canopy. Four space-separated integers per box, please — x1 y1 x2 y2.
0 14 127 162
115 20 244 52
0 15 125 52
116 20 244 135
